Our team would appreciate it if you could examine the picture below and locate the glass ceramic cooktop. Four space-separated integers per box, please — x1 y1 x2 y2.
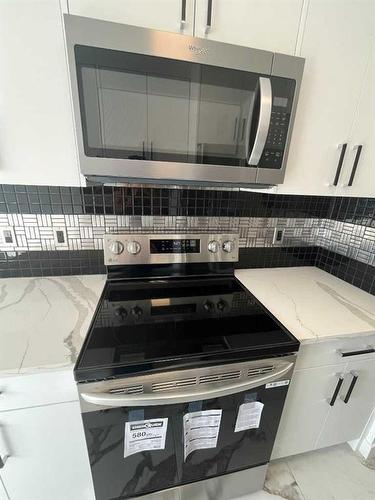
75 277 298 381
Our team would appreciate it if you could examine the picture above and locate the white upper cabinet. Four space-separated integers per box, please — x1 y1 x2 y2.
279 0 375 196
0 0 80 186
68 0 195 35
337 40 375 198
194 0 304 53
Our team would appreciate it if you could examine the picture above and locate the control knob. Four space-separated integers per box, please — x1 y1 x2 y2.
127 241 141 255
222 240 235 253
217 299 228 312
203 300 215 312
109 240 124 255
207 240 220 253
131 305 143 318
115 306 127 320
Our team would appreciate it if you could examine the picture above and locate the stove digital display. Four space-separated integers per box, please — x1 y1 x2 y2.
150 239 200 254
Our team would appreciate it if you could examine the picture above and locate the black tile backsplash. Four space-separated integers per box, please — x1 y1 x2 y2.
0 250 105 278
236 246 319 270
0 184 374 295
0 184 336 219
316 248 375 295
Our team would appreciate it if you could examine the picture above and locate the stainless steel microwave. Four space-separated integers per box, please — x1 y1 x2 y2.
64 14 304 187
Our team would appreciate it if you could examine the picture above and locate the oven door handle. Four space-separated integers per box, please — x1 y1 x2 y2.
247 77 272 166
80 362 293 407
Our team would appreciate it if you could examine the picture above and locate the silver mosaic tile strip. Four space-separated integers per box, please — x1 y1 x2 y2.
0 214 373 268
317 219 375 266
0 214 316 253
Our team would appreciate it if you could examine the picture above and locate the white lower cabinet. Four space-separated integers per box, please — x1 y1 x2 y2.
0 478 8 500
272 340 375 460
0 402 94 500
316 358 375 448
272 363 343 459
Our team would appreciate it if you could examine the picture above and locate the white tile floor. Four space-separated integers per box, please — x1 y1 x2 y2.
235 444 375 500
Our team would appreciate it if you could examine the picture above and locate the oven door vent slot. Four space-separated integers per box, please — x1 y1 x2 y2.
199 370 241 384
248 365 274 378
152 377 197 392
109 384 144 395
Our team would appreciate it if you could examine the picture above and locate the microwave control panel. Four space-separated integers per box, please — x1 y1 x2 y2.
261 77 296 169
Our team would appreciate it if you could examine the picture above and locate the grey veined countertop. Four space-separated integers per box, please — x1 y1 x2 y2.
0 275 106 376
235 267 375 343
1 266 375 377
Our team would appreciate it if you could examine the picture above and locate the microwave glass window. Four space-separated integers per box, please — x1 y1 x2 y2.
75 46 295 168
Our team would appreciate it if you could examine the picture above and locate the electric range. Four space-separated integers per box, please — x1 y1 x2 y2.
74 233 299 500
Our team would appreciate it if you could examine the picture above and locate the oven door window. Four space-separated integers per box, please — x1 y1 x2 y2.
75 45 262 167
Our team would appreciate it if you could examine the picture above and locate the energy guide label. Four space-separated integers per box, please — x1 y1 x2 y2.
183 409 222 460
124 418 168 458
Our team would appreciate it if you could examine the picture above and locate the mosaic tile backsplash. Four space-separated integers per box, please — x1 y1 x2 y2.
0 184 374 294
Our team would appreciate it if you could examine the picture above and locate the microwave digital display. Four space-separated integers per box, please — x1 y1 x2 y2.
273 96 288 108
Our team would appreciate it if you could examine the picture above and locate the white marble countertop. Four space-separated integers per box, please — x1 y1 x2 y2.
0 275 106 376
235 267 375 343
2 266 374 377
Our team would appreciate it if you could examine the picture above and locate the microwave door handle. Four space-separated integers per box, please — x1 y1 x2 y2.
247 77 272 166
80 361 293 408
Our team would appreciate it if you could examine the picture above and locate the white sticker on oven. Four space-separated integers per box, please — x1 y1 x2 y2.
234 401 264 432
124 418 168 458
183 409 222 461
266 380 290 389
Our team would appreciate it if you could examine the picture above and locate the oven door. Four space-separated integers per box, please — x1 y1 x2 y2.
79 356 295 500
64 15 302 186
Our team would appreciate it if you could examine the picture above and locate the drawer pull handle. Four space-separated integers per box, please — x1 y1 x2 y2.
329 374 344 406
0 454 9 469
180 0 187 30
337 346 375 357
332 143 347 186
0 424 10 469
342 371 359 404
205 0 213 34
347 144 363 186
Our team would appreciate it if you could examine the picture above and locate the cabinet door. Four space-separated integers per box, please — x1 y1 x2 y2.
0 0 80 186
68 0 195 35
279 0 375 195
194 0 303 54
0 402 94 500
338 41 375 197
0 479 8 500
316 359 375 449
271 364 344 459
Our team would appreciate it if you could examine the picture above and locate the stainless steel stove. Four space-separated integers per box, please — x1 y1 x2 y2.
75 233 299 500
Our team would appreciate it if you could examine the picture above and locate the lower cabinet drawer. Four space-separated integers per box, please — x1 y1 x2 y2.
295 333 375 370
0 370 78 411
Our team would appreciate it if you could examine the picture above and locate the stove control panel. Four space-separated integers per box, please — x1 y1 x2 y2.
104 233 239 266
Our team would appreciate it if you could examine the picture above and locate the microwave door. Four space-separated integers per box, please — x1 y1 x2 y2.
246 77 272 173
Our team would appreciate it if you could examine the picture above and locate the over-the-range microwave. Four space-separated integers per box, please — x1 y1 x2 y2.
64 14 304 187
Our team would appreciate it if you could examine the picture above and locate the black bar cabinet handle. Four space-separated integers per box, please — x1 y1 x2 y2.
338 347 375 357
343 371 359 404
333 143 347 186
329 374 344 406
180 0 187 30
348 144 363 186
205 0 213 34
